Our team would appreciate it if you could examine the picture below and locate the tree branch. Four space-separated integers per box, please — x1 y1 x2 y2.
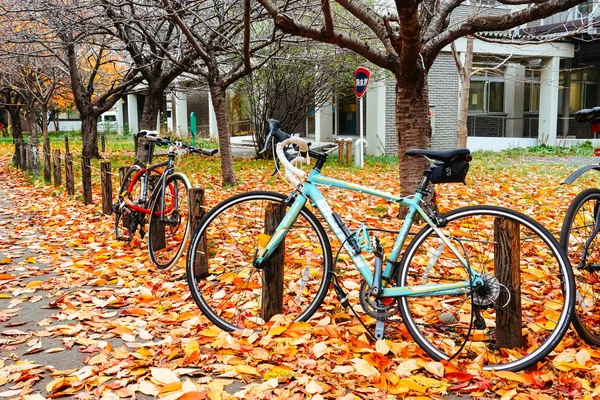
423 0 585 61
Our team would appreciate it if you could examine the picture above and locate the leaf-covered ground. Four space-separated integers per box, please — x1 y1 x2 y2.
1 147 600 400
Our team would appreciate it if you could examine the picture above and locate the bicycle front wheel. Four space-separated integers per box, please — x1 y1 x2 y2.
560 188 600 346
398 206 574 372
148 173 191 269
186 191 333 332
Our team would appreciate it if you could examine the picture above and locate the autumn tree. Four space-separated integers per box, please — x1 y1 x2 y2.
101 0 199 131
5 0 144 158
257 0 587 195
163 0 284 186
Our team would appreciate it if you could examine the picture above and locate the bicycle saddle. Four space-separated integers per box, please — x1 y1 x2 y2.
574 107 600 123
405 148 471 163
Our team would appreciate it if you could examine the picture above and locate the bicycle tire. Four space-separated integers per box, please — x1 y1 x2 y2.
148 173 192 270
186 191 333 331
560 188 600 346
398 205 574 372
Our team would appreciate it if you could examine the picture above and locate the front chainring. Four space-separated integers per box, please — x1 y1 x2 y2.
359 279 399 319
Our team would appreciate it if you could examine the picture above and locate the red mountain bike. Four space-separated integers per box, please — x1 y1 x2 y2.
113 131 217 269
560 106 600 346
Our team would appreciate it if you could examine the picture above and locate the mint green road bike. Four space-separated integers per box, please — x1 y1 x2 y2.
187 119 574 372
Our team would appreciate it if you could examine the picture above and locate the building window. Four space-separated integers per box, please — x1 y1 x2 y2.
524 71 540 112
561 68 599 113
58 110 81 120
469 71 505 113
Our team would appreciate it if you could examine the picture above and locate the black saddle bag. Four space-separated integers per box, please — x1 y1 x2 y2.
430 160 470 184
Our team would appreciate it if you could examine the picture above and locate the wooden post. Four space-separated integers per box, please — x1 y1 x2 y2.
335 139 344 165
118 166 131 227
65 153 75 195
101 135 106 152
261 203 286 323
64 134 69 155
81 156 93 204
31 144 40 176
52 150 62 187
345 139 352 165
100 161 112 215
190 188 208 279
149 175 165 250
494 218 522 349
43 146 52 183
15 140 22 169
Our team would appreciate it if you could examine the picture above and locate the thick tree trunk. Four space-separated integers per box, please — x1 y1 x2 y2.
396 69 431 197
139 85 163 131
210 85 236 186
81 113 100 158
457 37 474 149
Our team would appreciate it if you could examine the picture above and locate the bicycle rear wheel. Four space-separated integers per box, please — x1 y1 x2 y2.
560 188 600 346
186 191 332 332
148 173 191 269
114 166 153 242
398 205 574 372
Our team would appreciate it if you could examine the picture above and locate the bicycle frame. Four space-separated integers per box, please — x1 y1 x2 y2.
122 144 179 215
255 167 483 298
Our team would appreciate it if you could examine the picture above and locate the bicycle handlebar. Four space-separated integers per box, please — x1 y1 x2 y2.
137 131 218 157
260 119 318 185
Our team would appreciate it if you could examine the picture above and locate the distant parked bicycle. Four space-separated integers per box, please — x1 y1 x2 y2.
186 119 575 372
113 131 217 269
560 106 600 346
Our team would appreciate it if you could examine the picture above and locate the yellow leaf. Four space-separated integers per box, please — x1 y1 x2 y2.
258 233 271 248
184 340 200 357
268 325 287 336
234 365 259 376
24 256 36 263
158 381 183 394
199 325 222 337
0 294 11 299
398 378 426 393
0 257 12 265
263 366 297 380
25 281 43 288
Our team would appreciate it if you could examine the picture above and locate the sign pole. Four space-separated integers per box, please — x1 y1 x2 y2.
354 67 370 169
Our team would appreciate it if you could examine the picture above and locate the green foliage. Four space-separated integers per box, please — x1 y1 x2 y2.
474 141 597 161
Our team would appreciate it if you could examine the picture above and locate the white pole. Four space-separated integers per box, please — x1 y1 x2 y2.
359 96 364 168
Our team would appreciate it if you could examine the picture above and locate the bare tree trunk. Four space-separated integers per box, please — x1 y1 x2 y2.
210 85 236 186
457 37 474 148
81 114 100 158
139 85 163 131
396 70 431 197
9 108 23 165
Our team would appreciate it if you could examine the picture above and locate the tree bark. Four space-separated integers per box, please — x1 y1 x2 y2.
81 113 101 159
8 107 23 165
395 68 431 197
210 84 236 186
457 37 473 149
139 83 164 131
